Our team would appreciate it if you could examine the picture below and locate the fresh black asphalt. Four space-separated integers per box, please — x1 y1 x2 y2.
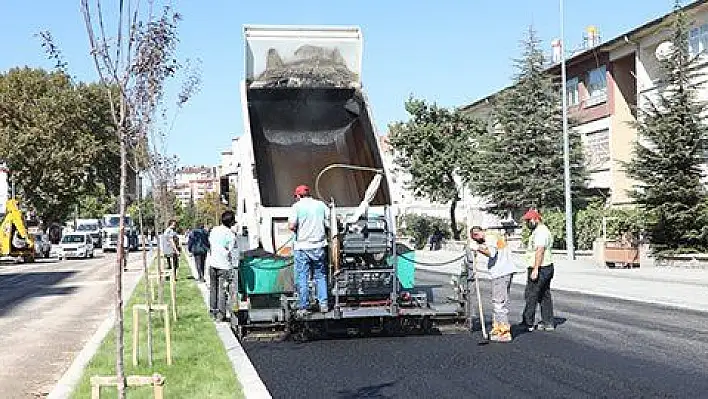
242 270 708 398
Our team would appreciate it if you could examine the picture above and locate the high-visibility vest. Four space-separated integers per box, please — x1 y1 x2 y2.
524 224 554 267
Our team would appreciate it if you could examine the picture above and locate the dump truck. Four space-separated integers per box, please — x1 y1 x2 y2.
101 214 138 252
230 25 469 341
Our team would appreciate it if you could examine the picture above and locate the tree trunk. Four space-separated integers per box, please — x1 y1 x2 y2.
116 132 127 399
154 178 167 304
450 196 460 241
154 202 164 304
137 193 153 366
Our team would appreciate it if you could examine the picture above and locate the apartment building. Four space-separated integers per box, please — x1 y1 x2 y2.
173 165 219 206
463 0 708 206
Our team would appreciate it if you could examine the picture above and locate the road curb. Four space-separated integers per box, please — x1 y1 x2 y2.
47 253 148 399
186 255 272 399
416 266 708 313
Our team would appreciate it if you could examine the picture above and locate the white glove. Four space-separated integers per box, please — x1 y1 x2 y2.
468 241 480 252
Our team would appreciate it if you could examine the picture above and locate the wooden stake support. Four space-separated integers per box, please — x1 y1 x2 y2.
132 304 172 366
170 267 177 321
90 374 165 399
148 268 177 321
148 272 171 301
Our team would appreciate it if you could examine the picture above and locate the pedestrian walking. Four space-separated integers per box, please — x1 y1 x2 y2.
122 232 130 271
429 227 443 251
161 219 180 272
208 210 239 321
188 223 210 282
519 209 556 331
466 226 519 342
288 184 330 315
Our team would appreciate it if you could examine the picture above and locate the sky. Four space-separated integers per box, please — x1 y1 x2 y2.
0 0 682 167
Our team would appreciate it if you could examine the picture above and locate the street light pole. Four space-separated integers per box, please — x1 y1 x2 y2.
560 0 575 259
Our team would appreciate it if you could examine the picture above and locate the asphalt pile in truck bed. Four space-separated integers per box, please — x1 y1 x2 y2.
251 46 359 88
253 61 358 88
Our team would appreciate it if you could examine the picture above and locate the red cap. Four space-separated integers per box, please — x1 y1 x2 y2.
294 185 310 197
522 208 542 220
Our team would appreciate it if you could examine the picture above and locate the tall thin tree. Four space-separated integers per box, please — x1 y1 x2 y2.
80 1 191 396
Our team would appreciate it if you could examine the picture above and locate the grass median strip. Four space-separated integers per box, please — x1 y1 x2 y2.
71 255 243 398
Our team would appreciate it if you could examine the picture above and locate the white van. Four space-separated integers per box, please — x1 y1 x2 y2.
59 232 95 259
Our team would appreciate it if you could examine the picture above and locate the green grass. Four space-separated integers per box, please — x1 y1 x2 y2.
71 256 243 398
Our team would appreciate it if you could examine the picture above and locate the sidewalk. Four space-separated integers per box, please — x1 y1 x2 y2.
413 250 708 312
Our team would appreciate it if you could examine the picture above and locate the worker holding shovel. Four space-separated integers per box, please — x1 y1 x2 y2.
467 226 519 343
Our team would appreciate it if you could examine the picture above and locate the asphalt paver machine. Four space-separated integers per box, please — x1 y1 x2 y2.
228 25 471 341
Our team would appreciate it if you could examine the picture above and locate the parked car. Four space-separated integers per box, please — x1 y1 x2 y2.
58 232 95 259
33 233 51 258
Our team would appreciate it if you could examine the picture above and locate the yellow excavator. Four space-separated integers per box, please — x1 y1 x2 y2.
0 199 35 263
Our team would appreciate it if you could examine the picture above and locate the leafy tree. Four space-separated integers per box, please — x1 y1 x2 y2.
78 183 118 218
128 195 155 230
625 5 708 254
196 191 227 228
471 27 587 212
389 98 485 239
0 67 120 225
178 197 199 230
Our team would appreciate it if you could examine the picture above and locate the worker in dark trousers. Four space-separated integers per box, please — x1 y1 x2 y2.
188 223 210 282
520 209 556 332
161 219 180 272
208 211 239 321
122 233 130 271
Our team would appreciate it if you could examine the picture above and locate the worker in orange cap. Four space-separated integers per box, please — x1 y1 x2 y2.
288 184 330 316
520 208 556 332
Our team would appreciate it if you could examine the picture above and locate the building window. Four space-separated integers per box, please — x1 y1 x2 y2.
689 24 708 56
586 66 607 106
566 77 579 106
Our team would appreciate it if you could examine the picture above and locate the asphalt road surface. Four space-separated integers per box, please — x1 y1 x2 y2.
243 270 708 399
0 252 142 399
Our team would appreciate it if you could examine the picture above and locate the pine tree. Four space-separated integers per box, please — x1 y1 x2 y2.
472 27 587 212
625 4 708 254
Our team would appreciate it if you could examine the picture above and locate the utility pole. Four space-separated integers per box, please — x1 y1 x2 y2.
560 0 575 259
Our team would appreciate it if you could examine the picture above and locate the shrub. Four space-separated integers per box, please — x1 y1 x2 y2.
397 213 463 249
575 201 604 250
519 202 646 251
541 209 567 249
